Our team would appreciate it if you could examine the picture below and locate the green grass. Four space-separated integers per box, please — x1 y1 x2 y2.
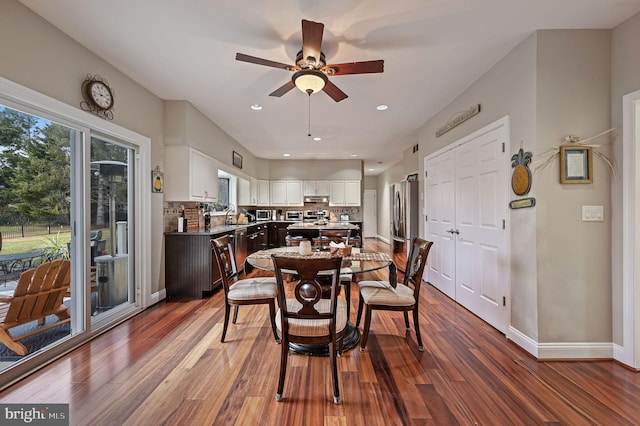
1 229 110 255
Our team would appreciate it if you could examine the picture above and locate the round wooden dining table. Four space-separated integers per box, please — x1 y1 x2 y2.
245 246 393 355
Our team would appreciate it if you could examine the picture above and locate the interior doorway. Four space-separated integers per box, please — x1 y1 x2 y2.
363 189 377 239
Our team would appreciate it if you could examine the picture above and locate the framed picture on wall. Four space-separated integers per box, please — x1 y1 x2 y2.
233 151 243 169
560 146 592 184
152 169 164 193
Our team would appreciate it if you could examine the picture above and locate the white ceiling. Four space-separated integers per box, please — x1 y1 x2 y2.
19 0 640 175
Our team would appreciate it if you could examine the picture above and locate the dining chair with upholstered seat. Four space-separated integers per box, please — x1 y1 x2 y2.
313 229 351 250
313 229 354 317
271 255 346 404
355 237 433 352
211 235 280 344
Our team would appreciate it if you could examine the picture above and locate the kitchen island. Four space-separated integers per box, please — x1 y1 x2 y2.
286 221 361 247
287 221 360 231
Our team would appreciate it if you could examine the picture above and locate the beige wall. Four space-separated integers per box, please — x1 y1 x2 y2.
417 30 613 346
416 29 614 346
611 12 640 345
417 32 539 339
164 100 268 179
535 30 612 342
268 159 362 180
0 0 167 294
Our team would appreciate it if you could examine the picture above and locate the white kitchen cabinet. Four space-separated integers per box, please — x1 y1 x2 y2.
329 181 345 206
164 146 218 202
270 181 286 205
303 180 330 196
257 179 270 206
249 176 258 205
286 180 303 206
344 180 361 206
329 180 361 206
237 177 250 206
270 180 303 206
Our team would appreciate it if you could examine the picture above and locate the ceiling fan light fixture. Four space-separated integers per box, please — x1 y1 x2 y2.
293 69 327 94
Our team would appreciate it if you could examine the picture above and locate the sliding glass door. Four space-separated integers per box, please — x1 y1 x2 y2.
89 136 135 320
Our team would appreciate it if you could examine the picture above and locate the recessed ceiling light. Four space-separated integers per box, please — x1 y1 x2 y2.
350 154 357 157
368 168 375 171
283 153 290 157
376 104 388 111
250 104 263 110
312 137 322 141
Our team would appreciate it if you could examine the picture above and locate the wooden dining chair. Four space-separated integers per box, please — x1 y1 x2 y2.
271 255 346 404
355 238 433 351
211 235 280 344
314 229 351 250
313 229 354 317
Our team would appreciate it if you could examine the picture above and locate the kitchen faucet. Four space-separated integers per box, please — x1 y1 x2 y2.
226 204 236 224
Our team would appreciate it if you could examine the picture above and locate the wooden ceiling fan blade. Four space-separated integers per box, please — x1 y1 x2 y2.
269 81 296 97
236 53 295 71
323 80 348 102
301 19 324 66
324 60 384 76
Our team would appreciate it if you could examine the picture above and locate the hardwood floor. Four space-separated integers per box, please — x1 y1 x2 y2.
1 239 639 425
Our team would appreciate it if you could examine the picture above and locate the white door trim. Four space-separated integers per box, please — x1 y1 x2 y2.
621 88 640 369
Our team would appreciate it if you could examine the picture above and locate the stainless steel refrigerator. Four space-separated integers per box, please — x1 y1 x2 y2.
391 179 419 254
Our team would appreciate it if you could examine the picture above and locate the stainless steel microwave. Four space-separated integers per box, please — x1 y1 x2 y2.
285 210 303 221
256 210 271 220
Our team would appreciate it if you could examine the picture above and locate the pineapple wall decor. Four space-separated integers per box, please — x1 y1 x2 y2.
511 148 532 196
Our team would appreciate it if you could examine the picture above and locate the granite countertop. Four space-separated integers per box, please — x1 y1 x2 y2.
286 221 360 230
165 220 298 236
165 219 361 235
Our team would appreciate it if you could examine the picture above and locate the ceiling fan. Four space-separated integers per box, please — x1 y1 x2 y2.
236 19 384 102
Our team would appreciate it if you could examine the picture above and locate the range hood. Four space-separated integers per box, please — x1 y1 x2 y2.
304 196 329 203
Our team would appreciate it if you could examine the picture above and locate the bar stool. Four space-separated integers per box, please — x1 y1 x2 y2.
285 235 306 246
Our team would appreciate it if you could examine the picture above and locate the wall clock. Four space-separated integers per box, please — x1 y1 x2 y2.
80 74 114 120
511 148 532 196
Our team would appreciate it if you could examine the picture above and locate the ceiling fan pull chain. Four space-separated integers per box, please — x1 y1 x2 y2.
308 92 312 137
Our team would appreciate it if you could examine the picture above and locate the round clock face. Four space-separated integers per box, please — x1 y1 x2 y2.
87 81 113 110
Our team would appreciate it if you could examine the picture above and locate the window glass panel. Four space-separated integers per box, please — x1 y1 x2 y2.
0 103 79 368
90 137 134 319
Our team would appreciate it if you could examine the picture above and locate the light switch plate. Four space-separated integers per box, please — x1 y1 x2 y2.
582 205 604 221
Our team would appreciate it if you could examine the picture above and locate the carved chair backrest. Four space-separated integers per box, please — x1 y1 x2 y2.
271 255 342 324
212 235 239 295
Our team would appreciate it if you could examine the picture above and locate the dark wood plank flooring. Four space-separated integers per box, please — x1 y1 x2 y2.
0 239 638 425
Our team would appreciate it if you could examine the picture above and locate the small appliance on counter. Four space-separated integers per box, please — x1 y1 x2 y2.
285 210 303 221
340 214 350 221
256 209 271 221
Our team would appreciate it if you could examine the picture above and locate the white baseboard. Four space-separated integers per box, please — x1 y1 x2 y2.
376 235 390 244
508 326 614 360
507 326 539 358
149 288 166 306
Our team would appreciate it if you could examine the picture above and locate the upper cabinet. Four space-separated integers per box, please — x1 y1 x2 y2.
303 180 330 196
329 180 361 206
270 180 303 206
237 177 250 206
257 179 270 206
164 146 218 202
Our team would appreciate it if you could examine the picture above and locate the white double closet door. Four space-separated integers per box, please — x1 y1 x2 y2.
424 117 509 333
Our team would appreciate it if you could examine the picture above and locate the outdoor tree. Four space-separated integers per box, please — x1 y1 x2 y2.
0 106 71 224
